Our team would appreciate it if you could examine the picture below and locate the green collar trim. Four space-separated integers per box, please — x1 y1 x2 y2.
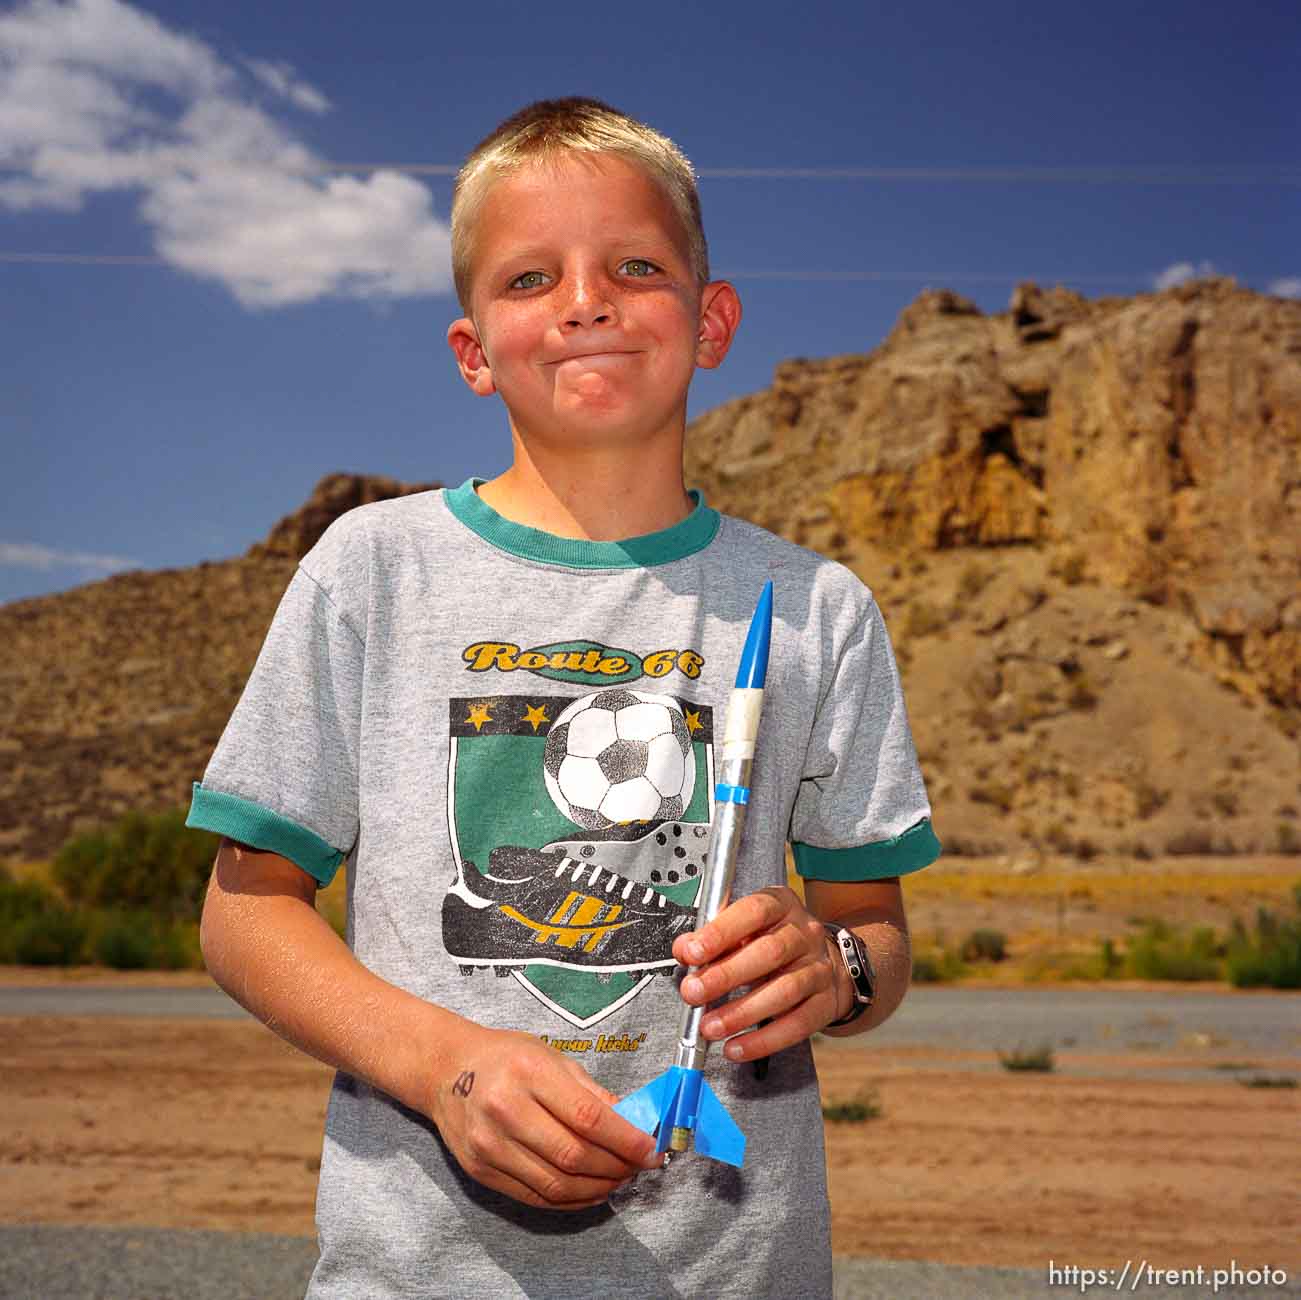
443 477 720 570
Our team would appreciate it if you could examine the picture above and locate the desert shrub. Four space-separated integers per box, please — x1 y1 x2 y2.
1022 948 1108 982
0 875 77 964
822 1089 883 1123
911 946 967 983
1165 828 1217 856
1225 903 1301 990
969 783 1015 813
91 910 157 969
51 831 113 904
1211 789 1240 817
1072 836 1099 861
1066 674 1099 710
997 1043 1055 1072
1043 823 1071 852
10 908 88 966
1237 1075 1298 1089
960 928 1007 963
1277 823 1301 855
53 809 220 920
1124 920 1220 982
1100 938 1123 978
0 873 61 928
89 909 202 971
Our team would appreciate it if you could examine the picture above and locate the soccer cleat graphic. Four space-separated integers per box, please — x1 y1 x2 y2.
443 844 696 974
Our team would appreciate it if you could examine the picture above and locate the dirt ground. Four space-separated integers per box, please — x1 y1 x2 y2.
2 1013 1297 1272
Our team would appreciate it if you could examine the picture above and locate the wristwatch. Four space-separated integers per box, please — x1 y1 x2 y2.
823 923 875 1027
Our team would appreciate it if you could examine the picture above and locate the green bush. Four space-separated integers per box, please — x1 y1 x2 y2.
0 874 78 964
1225 903 1301 990
0 873 61 927
89 909 202 971
53 809 220 920
911 946 967 983
91 910 157 970
10 909 88 966
960 928 1007 963
1124 920 1220 981
1099 938 1123 978
997 1043 1055 1072
822 1089 883 1122
51 831 113 904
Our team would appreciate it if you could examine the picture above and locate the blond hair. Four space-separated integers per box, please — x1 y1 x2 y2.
450 97 710 312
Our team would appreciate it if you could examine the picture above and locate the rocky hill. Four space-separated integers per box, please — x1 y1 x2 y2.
685 277 1299 857
0 474 439 862
1 280 1297 864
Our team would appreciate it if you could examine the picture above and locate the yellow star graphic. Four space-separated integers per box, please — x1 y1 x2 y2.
523 703 550 733
465 702 493 733
684 709 703 735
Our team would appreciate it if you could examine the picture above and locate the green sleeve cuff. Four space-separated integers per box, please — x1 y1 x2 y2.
792 818 941 881
186 782 345 886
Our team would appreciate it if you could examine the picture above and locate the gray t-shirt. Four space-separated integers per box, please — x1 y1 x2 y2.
188 480 939 1300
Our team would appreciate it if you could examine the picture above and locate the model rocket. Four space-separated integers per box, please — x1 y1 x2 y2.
614 580 774 1168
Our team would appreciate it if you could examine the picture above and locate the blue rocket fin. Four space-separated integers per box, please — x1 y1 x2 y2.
694 1081 746 1167
615 1069 674 1135
615 1068 746 1167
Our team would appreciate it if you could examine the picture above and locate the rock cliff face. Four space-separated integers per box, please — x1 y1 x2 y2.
686 279 1299 710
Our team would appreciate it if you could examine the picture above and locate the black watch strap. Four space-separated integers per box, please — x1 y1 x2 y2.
823 923 875 1027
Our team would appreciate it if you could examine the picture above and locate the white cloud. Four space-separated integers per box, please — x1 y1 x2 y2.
1152 260 1217 290
242 57 330 114
0 541 137 574
1267 277 1301 299
0 0 450 306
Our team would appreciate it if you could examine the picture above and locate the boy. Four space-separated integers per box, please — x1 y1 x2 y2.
189 98 940 1299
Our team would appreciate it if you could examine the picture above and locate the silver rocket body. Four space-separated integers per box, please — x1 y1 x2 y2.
673 748 753 1073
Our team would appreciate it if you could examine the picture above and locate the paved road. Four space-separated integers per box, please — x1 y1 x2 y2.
3 984 1297 1060
3 1227 1295 1300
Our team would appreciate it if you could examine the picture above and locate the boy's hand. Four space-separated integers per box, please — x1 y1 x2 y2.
672 886 847 1061
426 1026 660 1211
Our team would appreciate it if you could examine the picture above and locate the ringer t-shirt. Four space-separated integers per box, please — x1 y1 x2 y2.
188 479 940 1300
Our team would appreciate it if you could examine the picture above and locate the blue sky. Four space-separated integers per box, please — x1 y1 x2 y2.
2 0 1296 606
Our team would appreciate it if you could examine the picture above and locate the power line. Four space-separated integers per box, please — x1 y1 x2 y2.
315 162 1301 184
700 166 1301 183
723 270 1145 284
0 252 163 265
2 160 1298 184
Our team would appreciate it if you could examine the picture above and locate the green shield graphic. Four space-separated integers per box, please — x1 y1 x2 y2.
443 690 714 1029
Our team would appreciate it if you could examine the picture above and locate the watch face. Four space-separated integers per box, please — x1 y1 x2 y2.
843 931 874 1001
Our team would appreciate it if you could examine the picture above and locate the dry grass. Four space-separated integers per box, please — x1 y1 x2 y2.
901 858 1297 907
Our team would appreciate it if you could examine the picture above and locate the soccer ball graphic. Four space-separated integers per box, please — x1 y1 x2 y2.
543 688 696 830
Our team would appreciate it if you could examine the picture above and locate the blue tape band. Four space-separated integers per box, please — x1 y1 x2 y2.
714 782 750 805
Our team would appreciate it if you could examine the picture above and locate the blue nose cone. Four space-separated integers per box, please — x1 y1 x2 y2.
734 580 774 689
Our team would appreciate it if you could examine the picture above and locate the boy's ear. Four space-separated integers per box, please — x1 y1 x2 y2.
447 317 497 397
694 281 742 371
